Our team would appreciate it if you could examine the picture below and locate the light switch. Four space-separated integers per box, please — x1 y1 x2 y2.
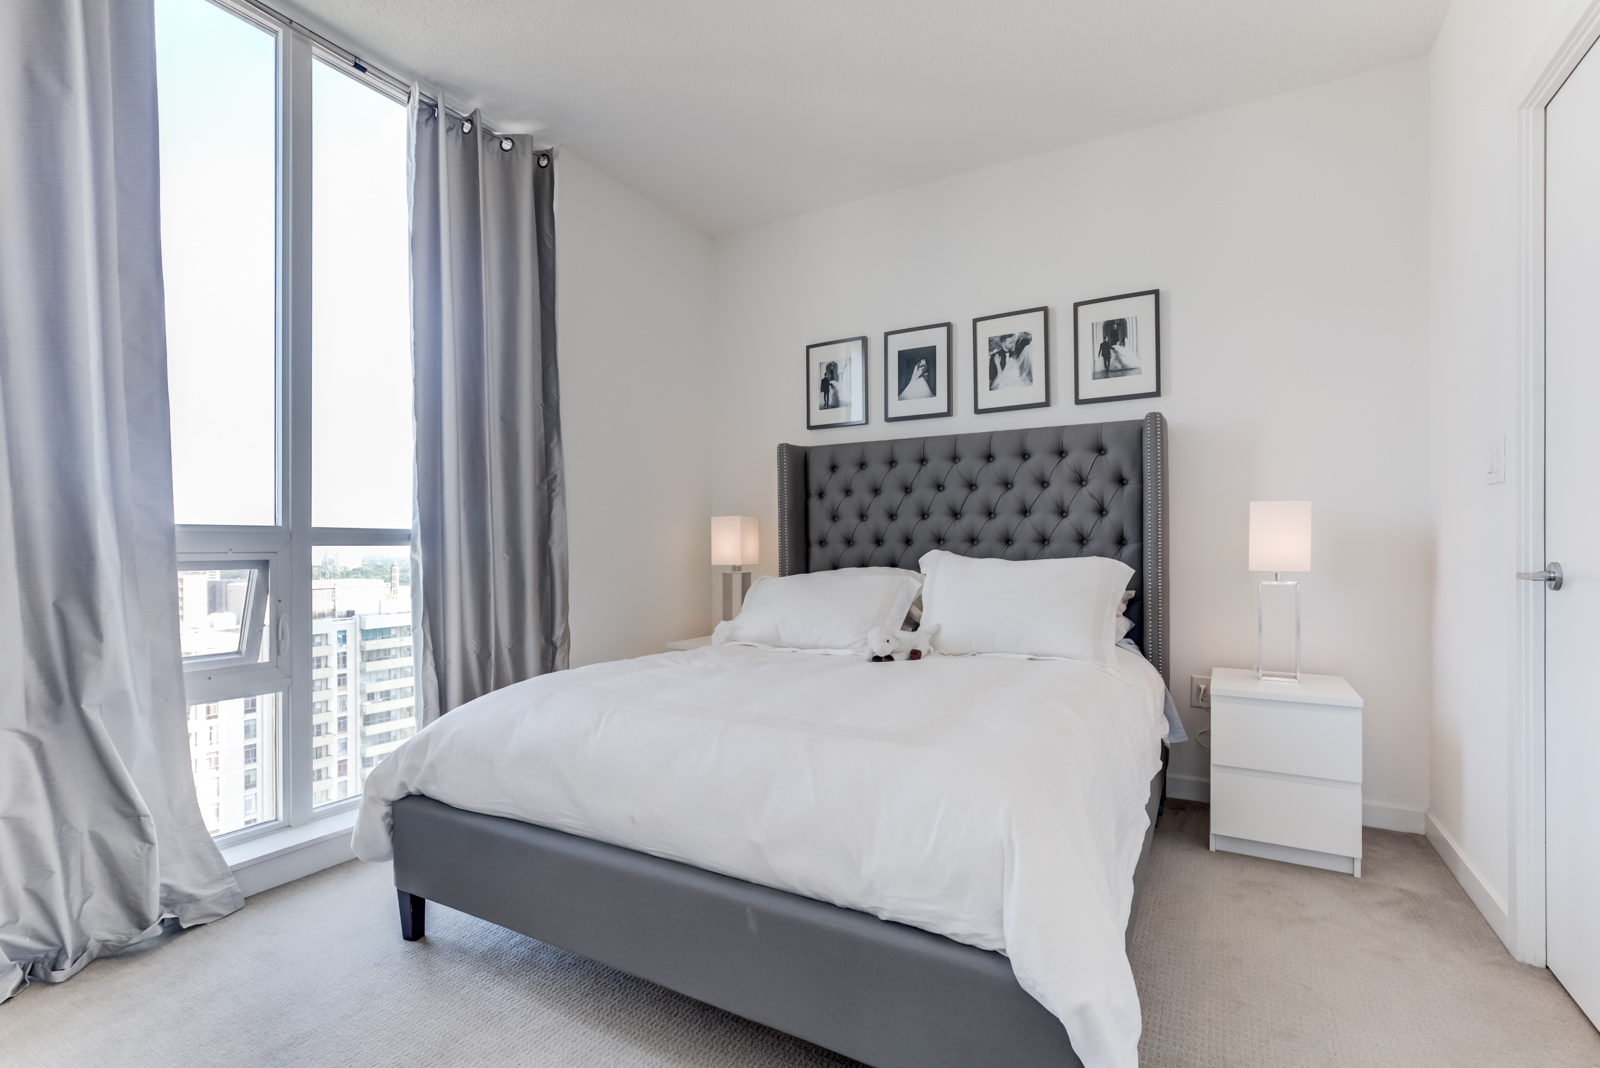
1487 434 1506 485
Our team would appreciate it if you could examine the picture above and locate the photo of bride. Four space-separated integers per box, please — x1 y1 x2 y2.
898 346 936 400
1090 316 1142 379
972 306 1049 414
806 335 867 429
1073 290 1160 405
817 359 847 409
883 323 952 422
987 331 1034 391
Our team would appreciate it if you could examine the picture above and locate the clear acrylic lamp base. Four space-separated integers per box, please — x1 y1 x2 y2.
1257 576 1301 682
720 567 751 621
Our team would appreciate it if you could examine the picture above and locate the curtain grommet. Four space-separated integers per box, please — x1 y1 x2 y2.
500 137 513 152
538 153 550 168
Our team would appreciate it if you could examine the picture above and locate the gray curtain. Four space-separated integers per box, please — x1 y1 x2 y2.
0 0 243 1002
409 94 568 723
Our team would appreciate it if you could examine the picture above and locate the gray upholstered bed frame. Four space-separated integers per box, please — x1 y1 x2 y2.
390 413 1169 1068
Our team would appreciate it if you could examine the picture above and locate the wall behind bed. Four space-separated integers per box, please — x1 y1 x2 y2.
707 59 1432 830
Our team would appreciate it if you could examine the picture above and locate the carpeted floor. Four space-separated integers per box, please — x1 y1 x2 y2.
3 803 1596 1067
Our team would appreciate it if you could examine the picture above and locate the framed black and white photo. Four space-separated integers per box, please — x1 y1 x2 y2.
883 323 952 422
806 335 868 429
1073 289 1160 404
972 307 1049 414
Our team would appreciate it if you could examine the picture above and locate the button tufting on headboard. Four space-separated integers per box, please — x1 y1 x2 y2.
798 425 1143 578
776 416 1168 683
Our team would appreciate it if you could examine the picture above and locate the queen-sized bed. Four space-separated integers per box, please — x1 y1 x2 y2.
355 414 1171 1068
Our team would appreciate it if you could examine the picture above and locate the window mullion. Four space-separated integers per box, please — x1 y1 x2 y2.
281 26 315 828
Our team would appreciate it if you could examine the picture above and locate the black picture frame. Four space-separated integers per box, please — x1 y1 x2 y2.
971 306 1049 415
806 335 868 430
883 322 953 423
1073 290 1161 405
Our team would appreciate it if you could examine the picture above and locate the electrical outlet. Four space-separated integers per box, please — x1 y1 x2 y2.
1190 674 1211 709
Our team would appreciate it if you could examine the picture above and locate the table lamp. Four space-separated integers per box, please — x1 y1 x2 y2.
1249 501 1311 682
712 516 760 620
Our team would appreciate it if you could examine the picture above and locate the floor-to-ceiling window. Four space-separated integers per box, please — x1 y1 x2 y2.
156 0 414 841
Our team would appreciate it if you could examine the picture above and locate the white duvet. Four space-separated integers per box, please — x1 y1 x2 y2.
354 643 1170 1068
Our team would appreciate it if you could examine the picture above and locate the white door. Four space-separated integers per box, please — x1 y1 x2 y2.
1544 39 1600 1028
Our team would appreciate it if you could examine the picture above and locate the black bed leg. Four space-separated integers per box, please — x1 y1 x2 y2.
398 890 426 941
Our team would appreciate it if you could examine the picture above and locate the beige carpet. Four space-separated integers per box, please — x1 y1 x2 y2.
1130 803 1598 1067
3 804 1595 1067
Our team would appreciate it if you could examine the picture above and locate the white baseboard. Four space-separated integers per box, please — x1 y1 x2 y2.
221 810 359 898
1362 799 1427 834
1426 812 1510 947
1165 772 1210 803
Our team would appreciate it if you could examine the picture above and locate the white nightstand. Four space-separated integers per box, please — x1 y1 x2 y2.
1208 667 1364 876
665 636 713 652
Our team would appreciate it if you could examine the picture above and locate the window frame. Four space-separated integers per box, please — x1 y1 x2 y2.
171 0 418 848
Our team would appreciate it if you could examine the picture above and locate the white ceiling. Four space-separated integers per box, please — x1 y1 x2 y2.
278 0 1449 236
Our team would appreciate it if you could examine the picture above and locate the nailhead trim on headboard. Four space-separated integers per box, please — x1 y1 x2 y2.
1141 412 1168 684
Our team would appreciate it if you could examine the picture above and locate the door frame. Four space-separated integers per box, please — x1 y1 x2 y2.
1511 0 1600 968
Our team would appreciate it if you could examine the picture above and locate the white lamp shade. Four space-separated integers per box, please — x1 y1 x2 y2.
1249 501 1312 573
711 515 760 567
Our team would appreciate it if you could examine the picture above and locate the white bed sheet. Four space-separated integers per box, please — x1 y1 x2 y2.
354 644 1168 1068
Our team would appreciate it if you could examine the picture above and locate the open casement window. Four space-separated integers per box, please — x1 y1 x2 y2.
157 0 416 844
178 559 273 670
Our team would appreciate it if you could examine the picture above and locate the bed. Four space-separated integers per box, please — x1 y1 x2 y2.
358 413 1171 1068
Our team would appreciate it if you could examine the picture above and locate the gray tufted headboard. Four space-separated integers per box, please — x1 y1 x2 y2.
776 413 1168 683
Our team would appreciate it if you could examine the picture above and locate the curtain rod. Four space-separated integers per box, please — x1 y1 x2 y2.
221 0 433 107
214 0 548 144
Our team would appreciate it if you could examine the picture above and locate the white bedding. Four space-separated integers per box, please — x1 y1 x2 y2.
354 644 1170 1068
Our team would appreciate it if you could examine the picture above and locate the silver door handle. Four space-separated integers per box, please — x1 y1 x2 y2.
1517 562 1563 590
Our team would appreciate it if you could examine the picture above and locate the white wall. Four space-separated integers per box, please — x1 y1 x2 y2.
558 151 715 666
1427 0 1581 949
709 61 1433 826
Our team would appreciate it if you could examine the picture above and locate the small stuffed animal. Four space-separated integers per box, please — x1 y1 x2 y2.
866 625 908 662
902 623 939 661
866 625 939 662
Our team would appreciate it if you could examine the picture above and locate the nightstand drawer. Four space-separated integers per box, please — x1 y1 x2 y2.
1211 697 1362 783
1211 766 1362 858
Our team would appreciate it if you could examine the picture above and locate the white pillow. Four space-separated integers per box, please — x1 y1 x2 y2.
713 567 924 653
918 550 1135 667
